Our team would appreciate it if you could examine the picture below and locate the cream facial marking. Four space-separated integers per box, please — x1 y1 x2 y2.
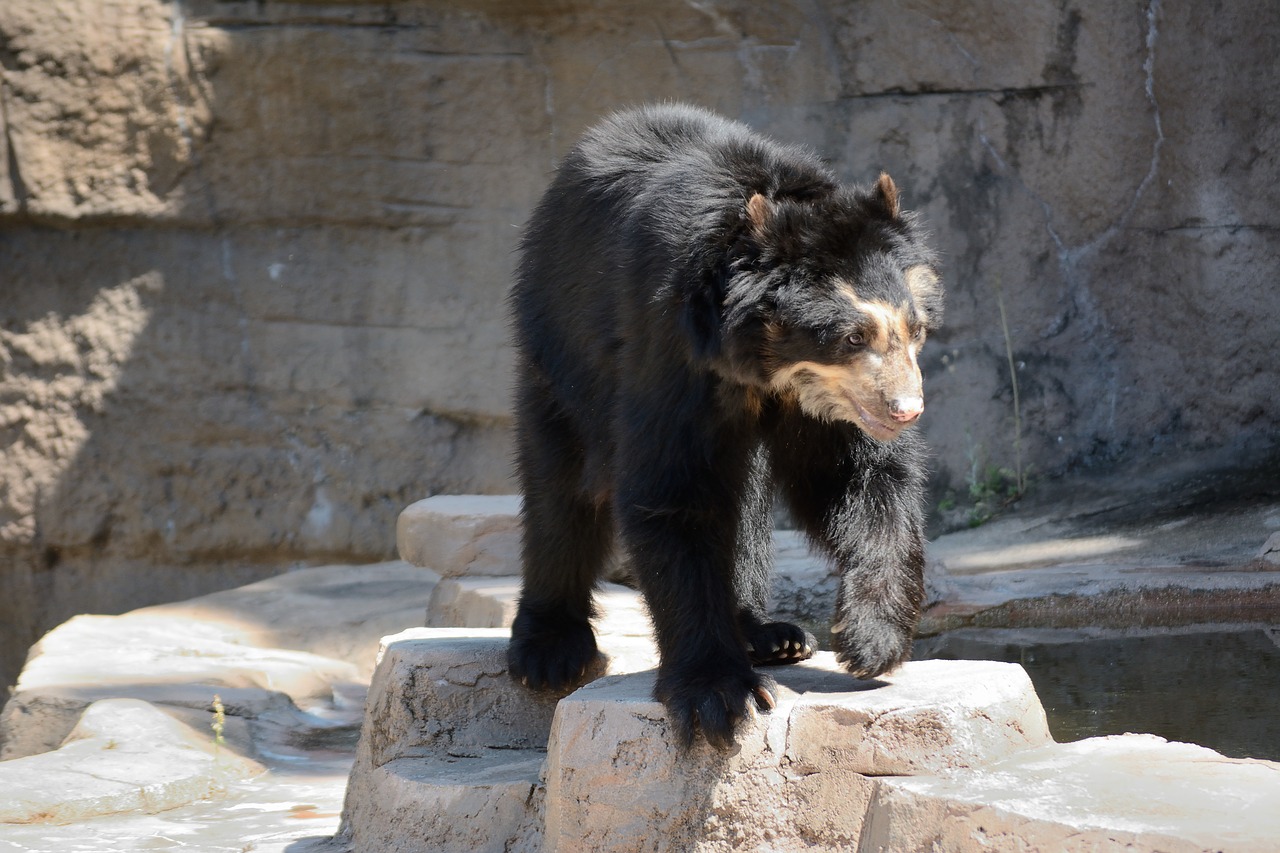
767 284 926 441
837 285 915 352
768 359 902 440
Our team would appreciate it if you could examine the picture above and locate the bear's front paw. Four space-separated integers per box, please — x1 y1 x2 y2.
508 613 601 693
654 664 778 751
744 620 817 666
830 608 912 679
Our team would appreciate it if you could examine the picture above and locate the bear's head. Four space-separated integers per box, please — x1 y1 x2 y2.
717 174 944 442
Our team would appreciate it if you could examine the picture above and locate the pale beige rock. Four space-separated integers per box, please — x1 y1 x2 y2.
861 734 1280 853
544 670 867 853
337 630 556 853
426 575 652 640
0 698 262 825
398 495 523 577
360 629 566 763
342 753 545 853
427 576 522 628
338 628 662 852
786 658 1053 776
0 606 362 760
144 561 439 679
543 654 1051 852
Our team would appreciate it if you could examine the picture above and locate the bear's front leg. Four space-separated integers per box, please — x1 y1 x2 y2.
771 419 927 680
616 391 776 749
828 522 924 679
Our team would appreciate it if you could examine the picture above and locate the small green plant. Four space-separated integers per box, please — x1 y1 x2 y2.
942 433 1033 530
211 694 226 754
995 281 1027 496
966 463 1024 527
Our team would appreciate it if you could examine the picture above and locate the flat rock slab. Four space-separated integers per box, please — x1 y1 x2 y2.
351 628 660 763
0 698 262 825
923 494 1280 631
427 577 653 638
398 494 523 577
142 561 441 678
0 561 435 761
337 628 660 852
863 734 1280 853
0 611 361 761
401 495 843 629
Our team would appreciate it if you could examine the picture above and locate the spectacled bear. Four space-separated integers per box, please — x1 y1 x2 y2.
507 103 943 749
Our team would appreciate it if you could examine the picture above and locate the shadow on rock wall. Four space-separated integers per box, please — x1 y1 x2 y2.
2 0 1279 688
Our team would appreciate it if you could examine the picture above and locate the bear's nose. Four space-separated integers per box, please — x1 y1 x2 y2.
888 396 924 423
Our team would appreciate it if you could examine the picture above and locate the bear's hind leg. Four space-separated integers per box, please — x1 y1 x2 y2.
508 383 612 693
731 448 816 666
508 494 610 692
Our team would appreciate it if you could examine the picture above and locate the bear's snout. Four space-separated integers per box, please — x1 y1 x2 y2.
888 396 924 423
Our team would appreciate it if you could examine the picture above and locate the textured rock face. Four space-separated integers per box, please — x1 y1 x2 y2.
3 1 1278 686
542 659 1052 852
338 632 1055 852
341 628 1280 852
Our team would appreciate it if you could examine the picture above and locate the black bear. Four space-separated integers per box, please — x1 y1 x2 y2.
507 104 943 749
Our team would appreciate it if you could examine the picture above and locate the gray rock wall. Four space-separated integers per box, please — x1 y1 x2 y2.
2 0 1278 685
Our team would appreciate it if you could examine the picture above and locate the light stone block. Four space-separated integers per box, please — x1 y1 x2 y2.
340 753 545 853
425 575 652 639
543 669 876 852
339 628 661 852
542 654 1051 852
786 658 1053 776
360 629 567 762
426 576 522 629
861 734 1280 853
0 610 362 761
397 495 523 577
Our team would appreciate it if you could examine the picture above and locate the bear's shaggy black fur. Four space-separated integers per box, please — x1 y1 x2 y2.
507 104 943 749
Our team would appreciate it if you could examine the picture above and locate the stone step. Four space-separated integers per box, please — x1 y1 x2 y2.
542 655 1051 851
427 576 654 636
863 734 1280 853
338 631 1053 851
340 750 545 853
397 495 523 578
381 495 1280 851
335 628 660 852
339 625 1280 852
405 494 839 632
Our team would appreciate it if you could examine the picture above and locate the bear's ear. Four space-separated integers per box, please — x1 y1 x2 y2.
746 192 772 239
874 172 901 220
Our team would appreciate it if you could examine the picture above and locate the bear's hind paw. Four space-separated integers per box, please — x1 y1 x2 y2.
745 620 817 666
507 617 602 693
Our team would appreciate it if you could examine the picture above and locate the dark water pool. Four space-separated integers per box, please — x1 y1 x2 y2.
913 626 1280 761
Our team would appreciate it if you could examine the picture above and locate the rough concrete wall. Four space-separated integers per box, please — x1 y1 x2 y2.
2 0 1278 685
